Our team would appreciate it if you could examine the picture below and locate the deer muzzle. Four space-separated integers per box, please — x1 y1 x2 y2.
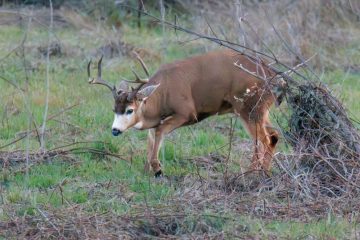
112 128 122 136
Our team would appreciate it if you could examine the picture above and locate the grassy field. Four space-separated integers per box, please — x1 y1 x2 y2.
0 5 360 239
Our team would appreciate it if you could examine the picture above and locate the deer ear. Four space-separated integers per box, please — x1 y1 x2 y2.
136 84 160 101
118 81 129 92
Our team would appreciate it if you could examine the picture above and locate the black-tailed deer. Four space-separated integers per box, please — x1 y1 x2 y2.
88 49 283 177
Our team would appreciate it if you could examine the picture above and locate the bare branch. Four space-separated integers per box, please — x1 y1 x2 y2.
233 60 266 81
40 0 53 151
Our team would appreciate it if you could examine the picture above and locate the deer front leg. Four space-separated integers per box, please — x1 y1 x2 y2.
144 129 156 172
149 132 164 177
148 114 189 177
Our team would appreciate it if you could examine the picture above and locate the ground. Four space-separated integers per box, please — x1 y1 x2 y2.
0 6 360 239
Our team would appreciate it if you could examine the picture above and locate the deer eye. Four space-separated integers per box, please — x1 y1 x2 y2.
126 109 134 115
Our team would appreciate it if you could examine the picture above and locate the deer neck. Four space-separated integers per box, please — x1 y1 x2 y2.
134 94 162 130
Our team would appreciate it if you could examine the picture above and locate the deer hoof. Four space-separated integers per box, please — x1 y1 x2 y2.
154 170 163 178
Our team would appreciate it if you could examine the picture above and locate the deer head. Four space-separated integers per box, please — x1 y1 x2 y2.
88 54 159 136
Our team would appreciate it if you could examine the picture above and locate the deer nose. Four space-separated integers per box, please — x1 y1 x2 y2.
112 128 122 136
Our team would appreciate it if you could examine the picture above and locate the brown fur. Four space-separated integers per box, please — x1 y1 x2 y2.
118 49 280 174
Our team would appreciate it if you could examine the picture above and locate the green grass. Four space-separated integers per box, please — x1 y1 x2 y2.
250 217 354 239
322 69 360 121
0 14 359 239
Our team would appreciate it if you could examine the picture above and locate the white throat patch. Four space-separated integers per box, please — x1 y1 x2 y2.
133 121 143 129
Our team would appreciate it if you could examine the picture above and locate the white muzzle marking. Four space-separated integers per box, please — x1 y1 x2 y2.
112 114 131 132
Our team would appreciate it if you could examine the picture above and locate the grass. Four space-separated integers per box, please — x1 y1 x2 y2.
0 9 359 239
322 70 360 121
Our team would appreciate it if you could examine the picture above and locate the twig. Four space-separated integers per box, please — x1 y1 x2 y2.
0 75 23 91
233 61 267 81
40 0 53 150
0 134 28 150
36 207 60 234
120 3 307 83
283 53 317 76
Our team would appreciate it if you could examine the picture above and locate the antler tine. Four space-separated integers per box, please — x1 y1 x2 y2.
87 60 92 79
97 55 103 78
128 67 148 101
133 51 150 77
88 57 118 98
131 68 148 84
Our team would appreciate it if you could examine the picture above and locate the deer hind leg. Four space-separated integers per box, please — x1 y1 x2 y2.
239 109 278 172
264 117 279 152
149 114 189 177
258 115 279 171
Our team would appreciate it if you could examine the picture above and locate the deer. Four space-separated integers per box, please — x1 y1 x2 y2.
87 49 284 177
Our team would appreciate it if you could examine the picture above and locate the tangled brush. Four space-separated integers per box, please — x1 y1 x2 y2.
280 82 360 198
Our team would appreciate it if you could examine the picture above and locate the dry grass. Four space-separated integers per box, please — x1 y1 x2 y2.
2 158 360 239
179 0 360 71
0 1 360 239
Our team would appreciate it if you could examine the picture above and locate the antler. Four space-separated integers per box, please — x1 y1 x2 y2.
88 54 151 101
131 68 148 84
130 51 150 84
127 52 151 100
88 56 118 98
127 71 147 101
133 51 150 78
